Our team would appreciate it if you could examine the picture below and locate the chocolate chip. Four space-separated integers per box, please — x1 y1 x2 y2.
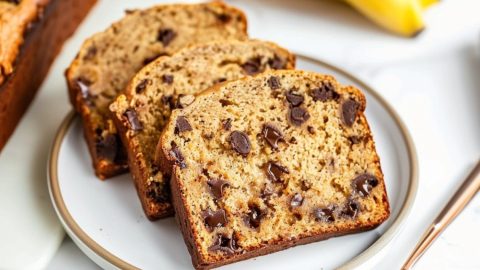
214 77 227 84
268 55 285 70
246 204 264 229
84 45 97 60
162 74 174 84
314 207 335 223
95 133 118 162
161 95 175 108
289 137 297 144
290 193 304 208
289 107 310 126
310 82 339 102
207 178 229 199
157 28 176 46
349 136 362 144
265 161 289 182
209 234 238 254
175 116 192 134
203 209 227 230
123 109 143 131
176 94 195 108
342 199 360 218
219 99 234 107
241 57 262 75
135 79 150 94
262 124 284 150
307 126 315 134
5 0 20 4
352 173 379 197
341 99 359 127
146 180 171 203
222 118 232 131
74 77 92 101
285 90 304 107
267 76 281 90
217 13 231 23
170 142 186 169
229 131 251 157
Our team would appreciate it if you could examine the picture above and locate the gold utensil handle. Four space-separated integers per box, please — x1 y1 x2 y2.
402 159 480 270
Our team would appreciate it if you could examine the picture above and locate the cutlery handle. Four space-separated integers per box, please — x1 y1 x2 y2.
402 159 480 270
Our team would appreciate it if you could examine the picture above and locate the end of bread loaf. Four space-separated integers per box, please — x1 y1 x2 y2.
158 70 389 268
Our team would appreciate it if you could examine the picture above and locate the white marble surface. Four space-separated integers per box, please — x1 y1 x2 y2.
4 0 480 269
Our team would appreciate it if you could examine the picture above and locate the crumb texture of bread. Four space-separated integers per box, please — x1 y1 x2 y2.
159 70 390 268
109 39 295 219
65 1 248 179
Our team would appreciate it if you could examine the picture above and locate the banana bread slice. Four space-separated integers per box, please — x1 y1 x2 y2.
65 2 248 179
109 40 295 220
157 70 390 269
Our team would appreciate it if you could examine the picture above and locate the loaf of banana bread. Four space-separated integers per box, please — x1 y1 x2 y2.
109 39 295 220
157 70 390 269
0 0 96 152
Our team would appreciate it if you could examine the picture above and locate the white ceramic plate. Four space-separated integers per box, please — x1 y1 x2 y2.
48 56 418 270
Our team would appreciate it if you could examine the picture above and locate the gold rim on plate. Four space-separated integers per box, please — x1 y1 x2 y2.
48 55 419 270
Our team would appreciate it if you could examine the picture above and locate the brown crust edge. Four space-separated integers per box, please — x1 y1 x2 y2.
64 1 249 179
0 0 97 152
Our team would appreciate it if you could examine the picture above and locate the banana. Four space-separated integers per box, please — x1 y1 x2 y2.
418 0 439 10
345 0 425 37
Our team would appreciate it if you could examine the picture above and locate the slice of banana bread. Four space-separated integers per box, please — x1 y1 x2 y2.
65 2 248 179
109 40 295 220
157 70 390 269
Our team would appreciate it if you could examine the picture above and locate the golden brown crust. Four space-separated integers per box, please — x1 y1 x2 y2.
110 40 296 219
65 1 248 179
0 0 96 152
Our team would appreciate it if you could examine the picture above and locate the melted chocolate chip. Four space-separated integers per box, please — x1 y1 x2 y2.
219 99 234 107
342 199 360 218
290 193 304 208
349 136 362 145
209 234 238 254
135 79 150 94
174 116 192 134
262 124 284 150
341 99 359 127
352 173 379 197
289 107 310 126
307 126 315 134
157 28 177 46
229 131 251 157
285 90 304 107
265 161 289 182
267 76 281 90
310 82 339 102
217 13 231 23
123 109 143 131
95 133 118 162
246 205 264 229
146 180 171 203
170 142 186 169
162 74 174 84
241 57 262 75
222 118 232 131
207 178 229 199
203 209 227 230
268 55 285 70
314 207 335 223
84 45 97 60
